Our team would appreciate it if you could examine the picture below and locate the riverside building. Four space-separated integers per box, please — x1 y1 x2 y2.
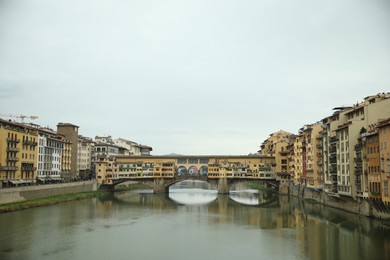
37 127 67 183
57 123 79 179
321 93 390 199
0 119 38 187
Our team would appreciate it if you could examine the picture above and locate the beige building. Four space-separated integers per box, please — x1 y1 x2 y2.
290 135 303 185
61 138 72 181
322 93 390 198
300 123 324 190
378 119 390 204
259 130 293 174
57 123 79 179
0 119 38 187
78 136 94 179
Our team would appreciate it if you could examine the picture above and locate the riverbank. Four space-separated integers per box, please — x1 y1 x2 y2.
0 180 97 205
0 191 104 213
0 181 151 214
290 183 390 220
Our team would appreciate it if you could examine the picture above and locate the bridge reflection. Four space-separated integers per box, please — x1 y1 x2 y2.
169 189 218 205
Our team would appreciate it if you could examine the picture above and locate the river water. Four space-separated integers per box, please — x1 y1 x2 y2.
1 182 390 260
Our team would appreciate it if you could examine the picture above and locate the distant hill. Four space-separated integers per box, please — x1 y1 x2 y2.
162 153 184 156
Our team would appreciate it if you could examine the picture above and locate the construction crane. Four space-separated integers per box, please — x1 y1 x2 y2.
0 113 39 123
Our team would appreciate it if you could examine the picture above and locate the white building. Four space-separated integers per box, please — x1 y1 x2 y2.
37 128 65 182
114 138 142 155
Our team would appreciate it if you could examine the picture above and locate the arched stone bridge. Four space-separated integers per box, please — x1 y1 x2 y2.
100 175 279 194
96 155 282 194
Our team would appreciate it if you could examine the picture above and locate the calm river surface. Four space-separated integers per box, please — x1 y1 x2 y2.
1 182 390 260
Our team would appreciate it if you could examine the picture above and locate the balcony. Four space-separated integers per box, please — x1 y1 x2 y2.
7 138 20 143
24 141 38 146
329 136 338 144
7 157 19 162
21 166 35 171
0 166 19 171
7 147 20 152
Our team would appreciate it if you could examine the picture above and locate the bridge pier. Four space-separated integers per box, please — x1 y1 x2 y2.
217 178 229 194
153 178 169 194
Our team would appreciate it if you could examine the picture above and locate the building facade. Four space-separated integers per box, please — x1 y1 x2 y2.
378 119 390 204
37 128 66 182
321 93 390 199
77 136 93 179
300 123 324 190
57 123 79 179
0 119 38 187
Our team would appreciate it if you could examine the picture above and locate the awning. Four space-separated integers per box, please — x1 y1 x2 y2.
50 177 63 181
21 180 34 183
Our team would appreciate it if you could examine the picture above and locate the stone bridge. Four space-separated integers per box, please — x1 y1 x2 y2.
99 175 279 194
97 155 281 194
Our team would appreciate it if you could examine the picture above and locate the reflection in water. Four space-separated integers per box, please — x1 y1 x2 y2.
169 188 218 205
229 190 260 205
1 187 390 260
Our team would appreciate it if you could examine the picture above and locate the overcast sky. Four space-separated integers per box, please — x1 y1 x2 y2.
0 0 389 155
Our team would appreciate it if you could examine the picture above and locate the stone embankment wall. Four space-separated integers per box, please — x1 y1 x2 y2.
289 183 390 220
0 180 97 205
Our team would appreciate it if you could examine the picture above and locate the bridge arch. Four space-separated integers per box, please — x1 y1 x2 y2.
177 166 188 175
188 166 199 175
199 166 208 175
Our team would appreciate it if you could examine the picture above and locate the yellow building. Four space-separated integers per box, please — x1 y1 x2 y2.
300 123 324 190
61 139 72 181
0 119 38 187
291 135 303 185
365 130 381 200
259 130 293 174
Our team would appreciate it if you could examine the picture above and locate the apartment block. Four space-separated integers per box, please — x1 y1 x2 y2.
290 135 303 184
259 130 293 171
78 136 94 179
113 137 142 155
321 93 390 199
0 119 38 187
365 130 381 200
37 128 67 182
61 138 72 181
378 119 390 204
300 123 324 190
